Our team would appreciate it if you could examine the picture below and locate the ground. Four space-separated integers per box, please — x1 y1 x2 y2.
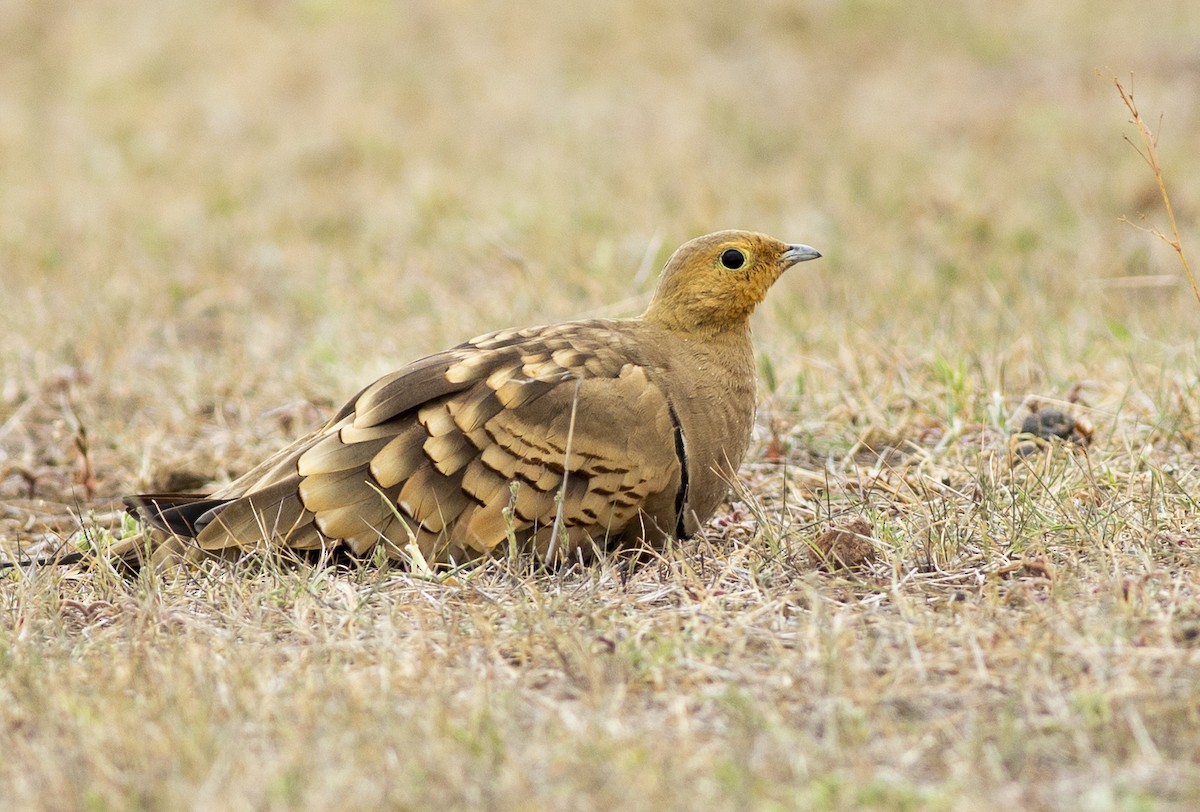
2 1 1199 809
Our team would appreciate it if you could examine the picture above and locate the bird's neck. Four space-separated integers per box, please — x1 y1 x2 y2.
657 320 756 379
642 305 754 344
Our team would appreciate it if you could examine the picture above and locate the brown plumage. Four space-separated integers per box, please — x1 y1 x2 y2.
125 230 821 567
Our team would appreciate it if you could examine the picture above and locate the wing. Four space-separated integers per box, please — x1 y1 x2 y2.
181 321 684 564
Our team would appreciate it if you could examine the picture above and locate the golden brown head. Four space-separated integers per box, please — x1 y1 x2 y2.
642 230 821 336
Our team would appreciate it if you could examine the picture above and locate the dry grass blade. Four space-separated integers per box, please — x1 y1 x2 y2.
1110 72 1199 308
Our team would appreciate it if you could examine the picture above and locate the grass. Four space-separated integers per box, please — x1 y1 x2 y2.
1112 73 1197 306
3 0 1200 808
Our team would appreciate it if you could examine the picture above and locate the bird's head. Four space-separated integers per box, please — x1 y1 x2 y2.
642 230 821 337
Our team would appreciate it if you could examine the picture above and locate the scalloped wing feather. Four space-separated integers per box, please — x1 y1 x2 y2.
152 321 686 565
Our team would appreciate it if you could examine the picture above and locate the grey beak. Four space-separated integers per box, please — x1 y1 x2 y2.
782 244 822 266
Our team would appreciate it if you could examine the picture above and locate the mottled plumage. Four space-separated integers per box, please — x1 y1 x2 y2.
126 230 821 566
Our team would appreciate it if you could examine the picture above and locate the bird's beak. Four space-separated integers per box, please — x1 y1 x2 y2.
781 244 822 267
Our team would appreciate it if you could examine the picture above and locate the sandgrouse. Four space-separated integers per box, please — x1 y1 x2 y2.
126 231 821 566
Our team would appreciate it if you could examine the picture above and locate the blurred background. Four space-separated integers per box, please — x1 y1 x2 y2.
1 0 1197 502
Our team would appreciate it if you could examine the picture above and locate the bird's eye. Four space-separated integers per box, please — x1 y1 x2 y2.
719 248 746 270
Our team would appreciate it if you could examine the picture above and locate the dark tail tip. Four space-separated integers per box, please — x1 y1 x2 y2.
124 493 231 538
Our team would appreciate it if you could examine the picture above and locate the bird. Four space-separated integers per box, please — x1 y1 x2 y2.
123 230 821 568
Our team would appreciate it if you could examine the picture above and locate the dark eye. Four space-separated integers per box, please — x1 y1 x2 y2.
719 248 746 270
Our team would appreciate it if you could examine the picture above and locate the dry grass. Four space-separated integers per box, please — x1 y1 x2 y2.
3 1 1200 809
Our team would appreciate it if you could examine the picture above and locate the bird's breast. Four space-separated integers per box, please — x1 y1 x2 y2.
657 330 757 532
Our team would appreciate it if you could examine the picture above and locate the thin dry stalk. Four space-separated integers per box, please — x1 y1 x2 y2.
1111 73 1198 307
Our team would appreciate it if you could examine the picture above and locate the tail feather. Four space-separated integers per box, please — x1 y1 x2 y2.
124 493 232 538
